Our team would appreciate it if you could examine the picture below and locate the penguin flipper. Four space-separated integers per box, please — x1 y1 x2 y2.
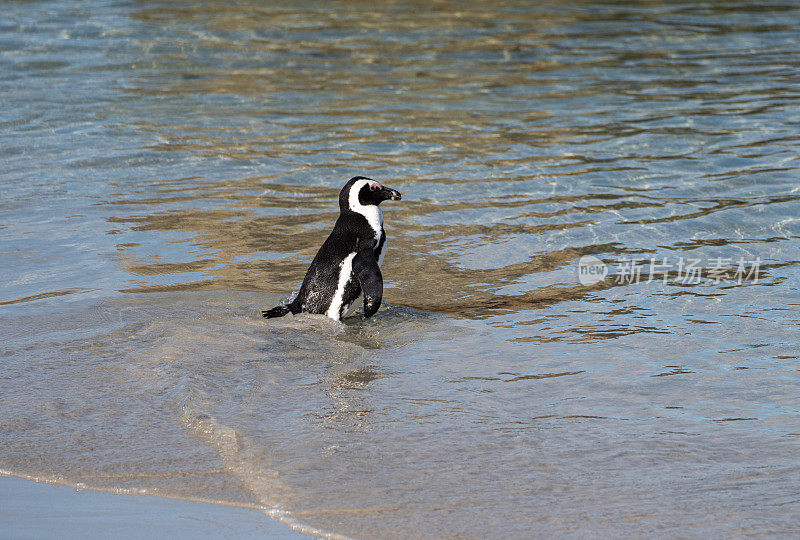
262 304 292 318
353 248 383 318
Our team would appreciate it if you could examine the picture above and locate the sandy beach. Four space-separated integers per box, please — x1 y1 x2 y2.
0 474 305 539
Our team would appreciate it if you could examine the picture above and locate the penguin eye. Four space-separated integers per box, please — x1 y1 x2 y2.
369 183 380 191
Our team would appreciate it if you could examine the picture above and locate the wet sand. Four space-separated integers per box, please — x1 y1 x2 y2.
0 474 305 539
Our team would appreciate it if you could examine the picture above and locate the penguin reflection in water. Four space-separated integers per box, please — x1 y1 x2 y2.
262 177 402 321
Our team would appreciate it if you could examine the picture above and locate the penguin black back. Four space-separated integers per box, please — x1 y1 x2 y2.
263 177 402 320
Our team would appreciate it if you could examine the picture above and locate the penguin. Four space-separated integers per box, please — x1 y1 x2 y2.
262 176 402 321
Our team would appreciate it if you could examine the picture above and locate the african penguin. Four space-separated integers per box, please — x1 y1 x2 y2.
262 176 402 321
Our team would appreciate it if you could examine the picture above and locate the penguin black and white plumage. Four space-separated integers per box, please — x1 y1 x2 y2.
262 176 402 321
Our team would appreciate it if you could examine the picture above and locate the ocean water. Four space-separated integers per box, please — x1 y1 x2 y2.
2 0 800 537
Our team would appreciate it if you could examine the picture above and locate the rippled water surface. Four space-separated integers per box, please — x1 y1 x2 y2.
2 1 800 537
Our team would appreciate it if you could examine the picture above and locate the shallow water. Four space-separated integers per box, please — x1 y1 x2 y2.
2 0 800 537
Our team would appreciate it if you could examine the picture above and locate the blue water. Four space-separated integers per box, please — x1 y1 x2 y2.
2 1 800 537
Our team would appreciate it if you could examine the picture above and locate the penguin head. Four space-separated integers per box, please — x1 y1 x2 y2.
339 176 402 212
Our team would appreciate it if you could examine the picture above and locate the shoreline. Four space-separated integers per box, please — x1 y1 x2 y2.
0 472 308 539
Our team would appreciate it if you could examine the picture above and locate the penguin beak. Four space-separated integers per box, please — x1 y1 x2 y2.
381 186 402 201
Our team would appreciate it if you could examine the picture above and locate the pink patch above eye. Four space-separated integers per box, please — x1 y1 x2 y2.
369 182 381 190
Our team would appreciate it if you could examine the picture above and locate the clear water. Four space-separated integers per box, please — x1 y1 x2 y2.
2 1 800 537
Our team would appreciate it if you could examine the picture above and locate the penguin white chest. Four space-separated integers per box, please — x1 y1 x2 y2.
325 253 356 320
359 206 385 267
375 231 386 267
